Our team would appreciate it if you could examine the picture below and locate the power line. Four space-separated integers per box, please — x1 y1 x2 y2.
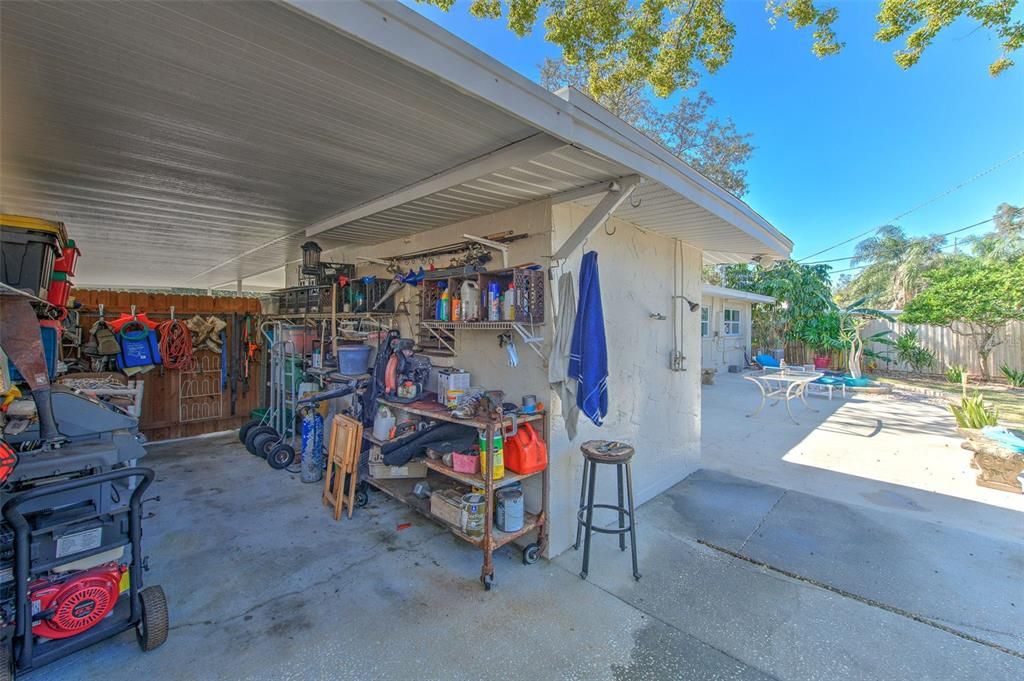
801 214 1005 265
796 150 1024 262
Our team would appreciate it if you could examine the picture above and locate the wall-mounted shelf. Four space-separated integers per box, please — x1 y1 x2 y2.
420 320 544 358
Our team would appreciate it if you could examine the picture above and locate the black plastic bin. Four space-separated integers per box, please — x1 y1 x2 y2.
1 215 64 297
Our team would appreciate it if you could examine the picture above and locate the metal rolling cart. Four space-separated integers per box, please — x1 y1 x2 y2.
367 399 549 590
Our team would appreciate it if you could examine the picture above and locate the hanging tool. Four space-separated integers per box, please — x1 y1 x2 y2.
229 313 238 416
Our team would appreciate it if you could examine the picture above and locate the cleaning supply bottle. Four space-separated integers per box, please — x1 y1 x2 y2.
461 281 479 320
488 282 500 321
503 283 515 321
452 296 461 321
478 428 505 480
440 288 450 321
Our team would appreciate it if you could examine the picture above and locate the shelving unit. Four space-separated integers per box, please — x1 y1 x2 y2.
366 398 548 590
420 320 544 358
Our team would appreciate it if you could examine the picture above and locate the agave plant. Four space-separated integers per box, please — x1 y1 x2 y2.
1001 365 1024 388
948 393 998 429
945 364 967 384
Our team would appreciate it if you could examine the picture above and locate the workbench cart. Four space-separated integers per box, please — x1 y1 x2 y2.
366 399 549 590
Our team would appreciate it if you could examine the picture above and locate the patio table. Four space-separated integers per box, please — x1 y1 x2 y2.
744 368 824 425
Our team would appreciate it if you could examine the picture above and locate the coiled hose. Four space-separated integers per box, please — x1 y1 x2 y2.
157 319 196 371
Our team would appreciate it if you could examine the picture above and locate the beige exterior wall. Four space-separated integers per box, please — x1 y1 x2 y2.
700 296 753 372
315 199 704 557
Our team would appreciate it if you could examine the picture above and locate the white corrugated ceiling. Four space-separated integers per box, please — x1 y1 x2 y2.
1 1 791 289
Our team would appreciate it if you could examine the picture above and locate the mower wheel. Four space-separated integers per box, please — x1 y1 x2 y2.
266 443 295 469
239 420 261 444
136 585 169 652
244 426 276 455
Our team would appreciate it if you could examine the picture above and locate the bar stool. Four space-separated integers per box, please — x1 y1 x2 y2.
574 440 640 580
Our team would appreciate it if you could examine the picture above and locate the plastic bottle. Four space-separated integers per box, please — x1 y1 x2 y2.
440 289 450 321
478 428 505 480
488 282 500 321
452 296 461 321
460 281 479 320
503 283 515 321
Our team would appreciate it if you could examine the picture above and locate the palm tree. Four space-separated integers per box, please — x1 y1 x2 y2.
846 225 945 308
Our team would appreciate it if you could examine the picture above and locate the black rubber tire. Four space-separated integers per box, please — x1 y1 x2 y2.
252 432 278 460
355 490 369 508
136 585 169 652
0 641 12 681
244 426 276 455
238 420 260 445
522 543 541 565
481 574 494 591
266 443 295 469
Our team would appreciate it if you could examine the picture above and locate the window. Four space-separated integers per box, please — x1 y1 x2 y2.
723 308 741 336
700 306 709 337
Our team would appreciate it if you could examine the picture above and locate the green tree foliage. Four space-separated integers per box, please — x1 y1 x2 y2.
539 58 753 195
423 0 1023 100
969 203 1024 262
836 225 945 309
901 257 1024 378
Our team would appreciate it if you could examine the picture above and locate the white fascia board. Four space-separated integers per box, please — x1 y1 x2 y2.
306 133 565 237
702 284 776 305
285 0 792 258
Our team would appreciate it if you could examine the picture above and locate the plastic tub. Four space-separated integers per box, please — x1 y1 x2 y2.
337 344 372 375
1 215 63 297
47 272 71 307
8 321 60 383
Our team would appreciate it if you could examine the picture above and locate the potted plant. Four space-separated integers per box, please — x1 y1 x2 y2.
952 393 1024 493
798 313 841 370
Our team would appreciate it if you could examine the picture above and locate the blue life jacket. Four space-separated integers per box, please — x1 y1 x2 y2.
116 321 162 369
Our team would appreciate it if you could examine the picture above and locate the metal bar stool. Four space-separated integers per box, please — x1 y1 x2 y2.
574 440 640 580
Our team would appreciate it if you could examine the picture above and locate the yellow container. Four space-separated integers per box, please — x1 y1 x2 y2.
478 429 504 480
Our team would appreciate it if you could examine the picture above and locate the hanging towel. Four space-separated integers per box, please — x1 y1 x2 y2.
568 251 608 427
548 272 579 440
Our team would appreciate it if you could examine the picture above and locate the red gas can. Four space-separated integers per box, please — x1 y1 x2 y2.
504 422 547 475
47 272 71 307
53 239 81 275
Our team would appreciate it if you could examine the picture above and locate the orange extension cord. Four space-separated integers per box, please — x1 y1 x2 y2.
157 319 196 371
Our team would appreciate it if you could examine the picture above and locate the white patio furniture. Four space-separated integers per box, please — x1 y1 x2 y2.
744 367 824 425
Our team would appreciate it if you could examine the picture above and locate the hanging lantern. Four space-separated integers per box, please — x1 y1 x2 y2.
301 241 322 276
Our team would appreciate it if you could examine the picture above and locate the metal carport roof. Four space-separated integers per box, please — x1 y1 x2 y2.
0 0 792 289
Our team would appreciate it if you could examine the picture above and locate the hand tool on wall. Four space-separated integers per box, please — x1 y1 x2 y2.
229 313 238 416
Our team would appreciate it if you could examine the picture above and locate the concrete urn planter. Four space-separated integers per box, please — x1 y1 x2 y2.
958 428 1024 494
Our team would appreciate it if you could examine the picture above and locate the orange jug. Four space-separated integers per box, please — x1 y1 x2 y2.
504 423 547 475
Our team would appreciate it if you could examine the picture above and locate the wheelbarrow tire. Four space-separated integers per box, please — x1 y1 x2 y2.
252 433 278 461
0 641 11 681
244 426 276 455
267 443 295 469
238 420 260 444
136 585 169 652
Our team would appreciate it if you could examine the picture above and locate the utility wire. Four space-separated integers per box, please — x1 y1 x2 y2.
801 214 1007 265
796 150 1024 262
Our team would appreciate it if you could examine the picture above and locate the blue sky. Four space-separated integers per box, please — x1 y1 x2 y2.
406 1 1024 265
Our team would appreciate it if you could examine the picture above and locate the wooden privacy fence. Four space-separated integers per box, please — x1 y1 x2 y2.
862 319 1024 377
73 290 263 441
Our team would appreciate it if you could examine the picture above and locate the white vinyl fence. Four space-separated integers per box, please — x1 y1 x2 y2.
862 319 1024 377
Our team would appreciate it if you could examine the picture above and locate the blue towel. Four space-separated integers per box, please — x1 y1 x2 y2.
756 353 780 368
568 251 608 427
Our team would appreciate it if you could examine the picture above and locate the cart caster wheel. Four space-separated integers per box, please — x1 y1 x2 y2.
356 490 369 507
136 585 169 652
244 426 276 455
522 543 541 565
481 574 494 591
267 443 295 469
238 420 260 445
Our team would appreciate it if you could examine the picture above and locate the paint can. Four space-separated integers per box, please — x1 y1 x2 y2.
495 488 524 533
461 493 486 538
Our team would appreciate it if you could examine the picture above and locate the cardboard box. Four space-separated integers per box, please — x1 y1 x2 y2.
437 368 471 408
430 489 465 528
369 461 428 479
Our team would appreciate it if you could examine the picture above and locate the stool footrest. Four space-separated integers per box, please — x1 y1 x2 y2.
576 504 633 534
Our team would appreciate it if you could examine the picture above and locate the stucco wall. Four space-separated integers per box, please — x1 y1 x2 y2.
547 204 703 555
311 199 703 558
700 296 752 372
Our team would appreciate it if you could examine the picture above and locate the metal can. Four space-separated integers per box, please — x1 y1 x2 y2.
461 493 485 538
495 488 524 533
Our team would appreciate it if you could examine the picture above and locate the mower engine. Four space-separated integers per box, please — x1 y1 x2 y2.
28 563 126 640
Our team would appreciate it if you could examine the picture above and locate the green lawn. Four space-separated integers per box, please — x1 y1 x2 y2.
877 375 1024 428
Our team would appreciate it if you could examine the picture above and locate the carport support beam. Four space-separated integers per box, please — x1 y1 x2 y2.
552 175 641 262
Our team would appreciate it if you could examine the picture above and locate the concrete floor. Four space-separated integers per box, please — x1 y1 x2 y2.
702 372 1024 541
33 432 1024 681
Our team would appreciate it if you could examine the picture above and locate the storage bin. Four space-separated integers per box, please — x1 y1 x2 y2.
8 320 60 383
53 238 81 275
451 451 479 474
1 215 64 298
47 272 71 307
337 344 371 375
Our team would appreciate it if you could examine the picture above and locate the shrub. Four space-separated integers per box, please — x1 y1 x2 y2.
948 393 998 429
945 364 966 384
1001 365 1024 388
893 330 935 373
